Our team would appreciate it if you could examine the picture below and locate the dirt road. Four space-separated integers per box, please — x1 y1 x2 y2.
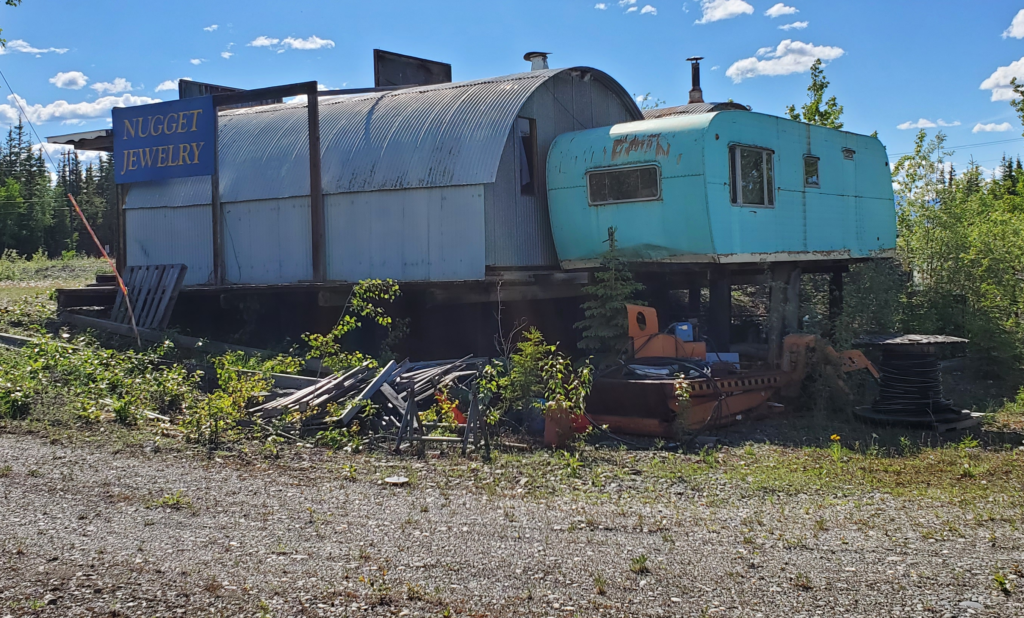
1 433 1022 617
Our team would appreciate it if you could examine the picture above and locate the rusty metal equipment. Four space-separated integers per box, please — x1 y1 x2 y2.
587 305 878 438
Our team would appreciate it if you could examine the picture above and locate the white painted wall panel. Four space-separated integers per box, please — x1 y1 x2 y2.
223 197 312 284
125 205 213 286
325 185 485 282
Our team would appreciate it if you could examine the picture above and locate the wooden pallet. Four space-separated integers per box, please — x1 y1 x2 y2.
111 264 187 331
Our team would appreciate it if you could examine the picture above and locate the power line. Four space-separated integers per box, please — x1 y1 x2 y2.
0 67 61 172
890 137 1024 157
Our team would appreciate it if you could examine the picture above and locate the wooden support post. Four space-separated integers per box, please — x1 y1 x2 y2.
687 282 702 320
115 184 128 273
828 269 844 333
707 270 731 353
785 267 802 335
307 85 326 283
766 264 793 368
211 112 224 285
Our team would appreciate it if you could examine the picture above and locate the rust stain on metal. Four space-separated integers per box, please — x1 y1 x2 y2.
611 134 671 161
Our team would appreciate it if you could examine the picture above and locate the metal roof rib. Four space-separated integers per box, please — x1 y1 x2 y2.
192 68 640 203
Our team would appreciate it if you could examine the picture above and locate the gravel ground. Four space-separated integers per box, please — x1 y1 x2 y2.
1 433 1023 618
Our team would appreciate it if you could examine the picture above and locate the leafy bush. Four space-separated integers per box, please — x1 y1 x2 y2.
480 328 592 424
304 279 402 373
180 354 269 447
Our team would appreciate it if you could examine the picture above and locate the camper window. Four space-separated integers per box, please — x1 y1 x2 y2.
804 156 820 188
729 145 775 207
586 164 661 206
517 117 537 196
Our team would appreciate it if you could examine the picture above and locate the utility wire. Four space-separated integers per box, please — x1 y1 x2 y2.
890 137 1024 157
0 68 61 172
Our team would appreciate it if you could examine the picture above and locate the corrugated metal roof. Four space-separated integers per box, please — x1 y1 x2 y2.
207 67 639 203
643 101 750 119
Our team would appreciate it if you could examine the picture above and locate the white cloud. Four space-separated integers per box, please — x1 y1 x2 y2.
0 93 161 126
203 24 219 32
189 58 204 65
765 3 798 18
221 51 234 59
281 36 335 50
726 39 844 82
48 71 88 90
1003 9 1024 39
626 6 638 12
896 118 937 130
154 77 191 92
248 36 280 47
618 0 636 5
0 39 68 55
779 21 808 31
595 2 607 8
972 122 1014 133
695 0 753 24
980 57 1024 102
91 78 132 94
640 5 657 14
895 119 958 130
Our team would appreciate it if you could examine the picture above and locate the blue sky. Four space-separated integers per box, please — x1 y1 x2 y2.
2 0 1023 176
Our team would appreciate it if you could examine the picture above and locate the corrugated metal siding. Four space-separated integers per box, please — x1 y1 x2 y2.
124 176 211 209
325 185 485 282
125 205 213 285
486 71 640 267
210 68 639 203
223 197 312 284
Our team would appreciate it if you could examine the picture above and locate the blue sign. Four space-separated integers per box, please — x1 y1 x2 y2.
113 96 215 184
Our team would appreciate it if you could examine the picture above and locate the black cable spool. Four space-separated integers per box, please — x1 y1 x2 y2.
853 334 971 427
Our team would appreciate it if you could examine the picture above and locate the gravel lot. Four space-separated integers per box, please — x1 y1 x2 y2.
1 432 1023 618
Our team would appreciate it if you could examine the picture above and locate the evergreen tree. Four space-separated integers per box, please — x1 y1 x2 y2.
575 228 645 361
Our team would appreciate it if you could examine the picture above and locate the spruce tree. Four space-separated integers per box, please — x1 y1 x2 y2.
575 227 645 361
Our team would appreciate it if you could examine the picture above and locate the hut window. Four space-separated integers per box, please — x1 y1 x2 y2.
517 117 537 196
729 145 774 207
804 156 820 188
586 165 662 206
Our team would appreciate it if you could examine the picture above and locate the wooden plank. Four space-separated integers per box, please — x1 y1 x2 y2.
110 265 137 322
394 386 417 453
136 265 168 328
146 264 180 329
462 392 480 456
60 313 327 373
132 265 163 328
155 265 187 330
339 361 398 426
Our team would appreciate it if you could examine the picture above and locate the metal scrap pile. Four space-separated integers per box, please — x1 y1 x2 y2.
249 356 488 450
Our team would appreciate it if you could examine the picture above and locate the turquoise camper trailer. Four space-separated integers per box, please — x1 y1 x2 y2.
546 111 897 269
544 63 898 352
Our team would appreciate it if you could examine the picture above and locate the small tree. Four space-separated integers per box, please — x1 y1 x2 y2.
786 59 844 129
575 228 645 360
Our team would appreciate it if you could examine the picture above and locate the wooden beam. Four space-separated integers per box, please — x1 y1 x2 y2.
307 85 326 282
211 113 224 285
707 270 731 353
59 312 326 373
115 184 128 274
211 82 317 108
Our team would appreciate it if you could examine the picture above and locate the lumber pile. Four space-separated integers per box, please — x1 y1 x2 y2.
249 356 488 451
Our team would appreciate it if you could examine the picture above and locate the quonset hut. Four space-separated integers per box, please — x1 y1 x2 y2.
123 64 642 288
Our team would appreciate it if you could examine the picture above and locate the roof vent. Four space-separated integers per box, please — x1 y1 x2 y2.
524 51 550 71
686 56 704 104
